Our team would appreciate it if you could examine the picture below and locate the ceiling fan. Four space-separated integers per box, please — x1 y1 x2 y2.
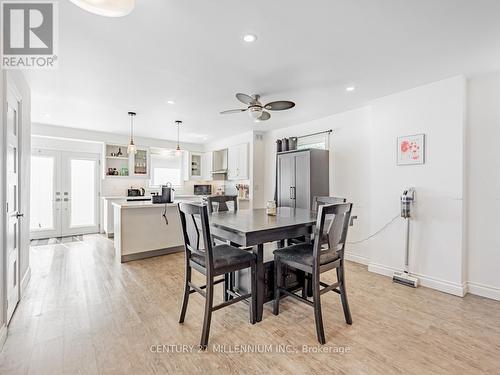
220 93 295 122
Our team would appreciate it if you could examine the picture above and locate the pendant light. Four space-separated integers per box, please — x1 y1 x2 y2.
175 120 182 157
69 0 135 17
127 111 137 155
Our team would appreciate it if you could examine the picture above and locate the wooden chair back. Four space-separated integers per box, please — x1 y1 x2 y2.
178 202 214 270
313 196 347 211
312 203 353 266
207 195 238 214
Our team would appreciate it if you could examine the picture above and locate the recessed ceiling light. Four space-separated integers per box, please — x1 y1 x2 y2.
166 100 175 105
243 34 257 43
346 86 356 92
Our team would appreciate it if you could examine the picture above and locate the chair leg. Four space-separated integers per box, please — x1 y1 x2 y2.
200 276 214 350
302 272 308 299
179 263 191 324
273 257 281 316
313 270 326 344
337 264 352 325
249 263 257 324
224 273 230 302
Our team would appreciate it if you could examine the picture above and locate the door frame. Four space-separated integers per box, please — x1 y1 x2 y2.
29 149 101 239
2 76 23 327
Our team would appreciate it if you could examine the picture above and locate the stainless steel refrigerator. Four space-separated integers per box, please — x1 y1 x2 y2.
277 149 329 209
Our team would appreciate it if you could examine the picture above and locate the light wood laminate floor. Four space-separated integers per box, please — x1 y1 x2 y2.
1 234 499 374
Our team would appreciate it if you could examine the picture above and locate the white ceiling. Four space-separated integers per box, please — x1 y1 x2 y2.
27 0 500 143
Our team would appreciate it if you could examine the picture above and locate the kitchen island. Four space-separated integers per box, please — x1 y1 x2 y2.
112 200 198 262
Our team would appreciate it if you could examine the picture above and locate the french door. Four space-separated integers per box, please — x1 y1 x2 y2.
30 150 100 239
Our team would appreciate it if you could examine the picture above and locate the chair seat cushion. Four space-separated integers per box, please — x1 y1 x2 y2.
191 244 254 270
273 243 339 266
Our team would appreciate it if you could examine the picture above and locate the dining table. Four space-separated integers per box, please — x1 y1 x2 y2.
209 206 317 322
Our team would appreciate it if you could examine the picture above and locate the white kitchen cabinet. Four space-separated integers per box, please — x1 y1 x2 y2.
227 143 249 180
131 148 150 178
183 151 203 180
202 151 213 180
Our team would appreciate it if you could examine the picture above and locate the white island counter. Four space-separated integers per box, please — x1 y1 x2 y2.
113 200 199 262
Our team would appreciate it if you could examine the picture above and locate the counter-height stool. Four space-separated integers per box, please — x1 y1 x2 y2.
273 203 353 344
178 202 256 349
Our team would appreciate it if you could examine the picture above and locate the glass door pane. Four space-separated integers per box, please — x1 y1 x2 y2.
70 159 96 227
30 155 55 232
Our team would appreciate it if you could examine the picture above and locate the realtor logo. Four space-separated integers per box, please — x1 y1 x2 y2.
1 1 58 69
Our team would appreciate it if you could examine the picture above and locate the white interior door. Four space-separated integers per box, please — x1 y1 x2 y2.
60 152 100 236
5 87 21 324
30 149 60 239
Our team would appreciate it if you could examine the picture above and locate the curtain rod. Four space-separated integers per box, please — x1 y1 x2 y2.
296 129 333 139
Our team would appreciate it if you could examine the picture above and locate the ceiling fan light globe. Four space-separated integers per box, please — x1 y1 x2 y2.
248 106 263 119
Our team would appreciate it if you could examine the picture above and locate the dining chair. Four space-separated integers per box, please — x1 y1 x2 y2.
273 202 353 344
178 202 257 349
313 196 347 211
206 195 238 214
206 195 241 301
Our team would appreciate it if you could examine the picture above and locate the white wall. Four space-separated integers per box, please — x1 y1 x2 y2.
368 76 466 296
261 76 468 297
262 107 373 263
465 71 500 300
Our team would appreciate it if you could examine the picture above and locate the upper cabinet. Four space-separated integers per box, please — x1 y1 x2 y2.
227 143 249 180
202 152 213 181
183 151 203 180
104 144 149 179
132 148 149 178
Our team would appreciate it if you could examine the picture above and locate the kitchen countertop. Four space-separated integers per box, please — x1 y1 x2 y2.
112 199 202 209
104 194 199 200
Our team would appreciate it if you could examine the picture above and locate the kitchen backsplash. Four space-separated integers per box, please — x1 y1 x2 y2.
102 177 251 197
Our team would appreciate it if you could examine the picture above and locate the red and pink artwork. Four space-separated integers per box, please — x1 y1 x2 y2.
397 134 425 165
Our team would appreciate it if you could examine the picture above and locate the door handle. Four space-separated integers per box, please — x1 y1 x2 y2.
290 187 293 199
15 212 24 219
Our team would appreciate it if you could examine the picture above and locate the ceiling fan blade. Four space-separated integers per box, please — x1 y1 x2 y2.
264 100 295 111
236 93 256 105
220 109 247 114
256 111 271 121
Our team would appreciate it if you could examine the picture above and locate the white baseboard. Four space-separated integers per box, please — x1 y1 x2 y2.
368 262 467 297
0 324 7 352
467 281 500 301
21 267 31 296
345 251 369 265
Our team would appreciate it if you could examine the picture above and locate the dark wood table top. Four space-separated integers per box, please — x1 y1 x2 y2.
210 207 317 236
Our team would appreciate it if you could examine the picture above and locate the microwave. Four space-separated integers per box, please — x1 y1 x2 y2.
194 184 212 196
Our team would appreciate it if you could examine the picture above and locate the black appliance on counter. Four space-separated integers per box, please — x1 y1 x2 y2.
194 184 212 196
153 182 175 204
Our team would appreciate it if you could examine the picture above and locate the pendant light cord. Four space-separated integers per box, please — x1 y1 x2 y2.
130 114 134 141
